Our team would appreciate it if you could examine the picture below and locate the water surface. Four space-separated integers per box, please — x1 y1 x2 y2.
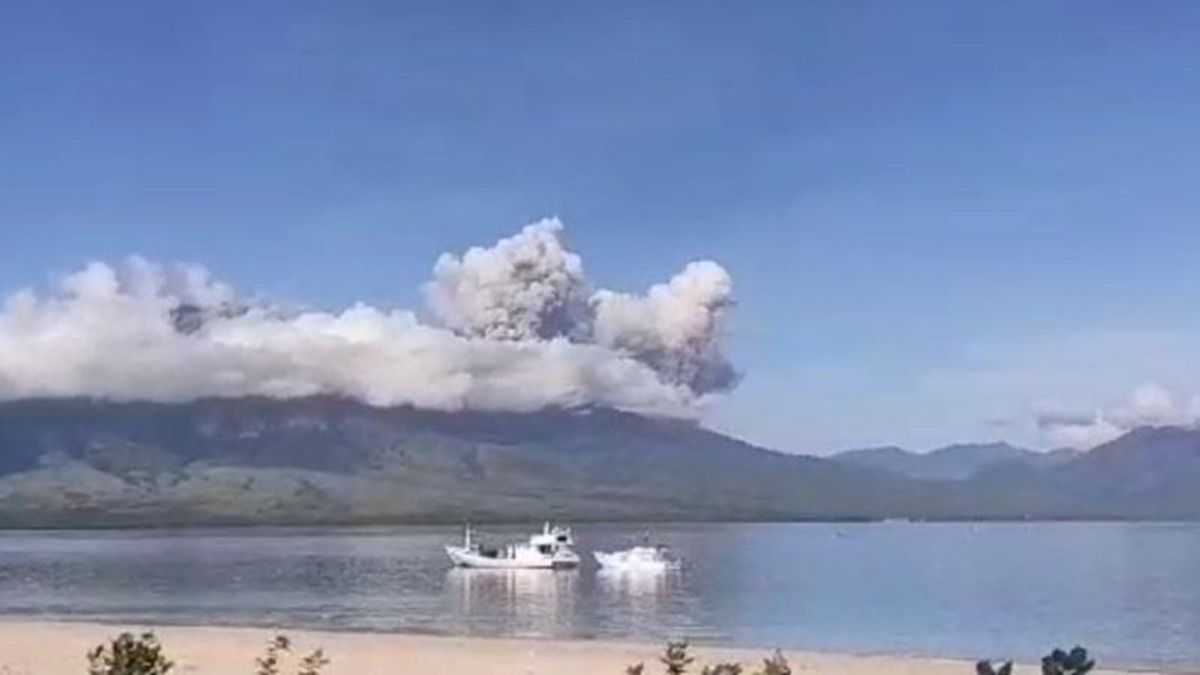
0 522 1197 669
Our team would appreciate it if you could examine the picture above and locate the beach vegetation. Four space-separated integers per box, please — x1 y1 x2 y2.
85 632 327 675
255 635 329 675
87 632 173 675
980 645 1095 675
1041 647 1095 675
976 660 1013 675
627 642 791 675
662 641 695 675
81 631 1095 675
757 651 791 675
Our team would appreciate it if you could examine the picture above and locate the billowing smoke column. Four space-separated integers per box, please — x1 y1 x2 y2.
592 261 737 393
0 220 737 417
426 219 589 341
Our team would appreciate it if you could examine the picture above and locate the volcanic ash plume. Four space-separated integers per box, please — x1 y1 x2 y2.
0 220 737 417
592 261 737 394
425 219 589 341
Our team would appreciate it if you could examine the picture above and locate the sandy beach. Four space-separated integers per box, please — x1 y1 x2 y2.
0 620 1160 675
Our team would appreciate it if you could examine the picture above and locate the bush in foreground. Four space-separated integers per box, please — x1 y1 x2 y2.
87 633 173 675
1041 647 1095 675
85 631 1094 675
255 635 329 675
86 633 327 675
979 645 1095 675
626 641 791 675
976 660 1013 675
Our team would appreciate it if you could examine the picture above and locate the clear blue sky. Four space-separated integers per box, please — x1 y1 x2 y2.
4 1 1200 453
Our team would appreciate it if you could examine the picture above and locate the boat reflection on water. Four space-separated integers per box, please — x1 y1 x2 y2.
593 566 686 638
444 568 579 637
596 566 680 599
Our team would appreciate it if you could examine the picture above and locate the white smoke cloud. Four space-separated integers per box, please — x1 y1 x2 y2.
425 219 588 341
1036 382 1200 449
0 220 736 417
592 261 737 393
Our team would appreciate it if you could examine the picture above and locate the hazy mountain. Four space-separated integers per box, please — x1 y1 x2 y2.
0 397 939 527
1047 426 1200 518
832 442 1077 481
0 397 1194 526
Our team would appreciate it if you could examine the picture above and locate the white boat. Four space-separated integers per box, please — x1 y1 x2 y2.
594 545 679 572
445 523 581 569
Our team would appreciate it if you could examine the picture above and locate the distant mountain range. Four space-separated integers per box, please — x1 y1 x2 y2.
830 442 1079 481
0 397 1197 526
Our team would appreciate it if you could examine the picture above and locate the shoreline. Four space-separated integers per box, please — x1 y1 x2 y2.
1 517 1198 533
0 618 1172 675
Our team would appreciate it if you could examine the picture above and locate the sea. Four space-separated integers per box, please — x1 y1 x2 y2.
0 521 1197 670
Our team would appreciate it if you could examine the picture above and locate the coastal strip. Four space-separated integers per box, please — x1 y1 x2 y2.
0 620 1160 675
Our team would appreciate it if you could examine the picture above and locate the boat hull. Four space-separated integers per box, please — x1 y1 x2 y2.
446 546 579 569
594 549 679 572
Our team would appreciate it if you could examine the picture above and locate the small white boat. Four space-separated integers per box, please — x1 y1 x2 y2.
594 544 679 572
446 523 581 569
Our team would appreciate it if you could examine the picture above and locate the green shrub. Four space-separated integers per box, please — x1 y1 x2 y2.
256 635 329 675
982 645 1095 675
977 660 1013 675
255 636 291 675
757 651 791 675
297 648 330 675
662 641 695 675
86 632 327 675
87 633 173 675
1041 647 1094 675
628 642 791 675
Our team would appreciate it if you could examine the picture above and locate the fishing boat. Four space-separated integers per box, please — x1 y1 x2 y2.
594 544 680 572
445 523 581 569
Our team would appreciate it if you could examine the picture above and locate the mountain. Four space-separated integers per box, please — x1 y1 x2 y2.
832 442 1077 481
0 397 941 527
1046 426 1200 519
0 397 1195 526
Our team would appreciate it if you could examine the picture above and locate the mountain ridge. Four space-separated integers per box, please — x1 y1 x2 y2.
0 397 1196 525
831 442 1079 481
0 397 930 526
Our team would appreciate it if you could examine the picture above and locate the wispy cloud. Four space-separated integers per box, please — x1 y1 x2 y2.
1034 383 1200 449
920 330 1200 449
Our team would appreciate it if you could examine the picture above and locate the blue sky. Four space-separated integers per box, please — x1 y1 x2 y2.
4 1 1200 453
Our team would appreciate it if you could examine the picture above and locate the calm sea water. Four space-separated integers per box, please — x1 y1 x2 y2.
0 522 1197 669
